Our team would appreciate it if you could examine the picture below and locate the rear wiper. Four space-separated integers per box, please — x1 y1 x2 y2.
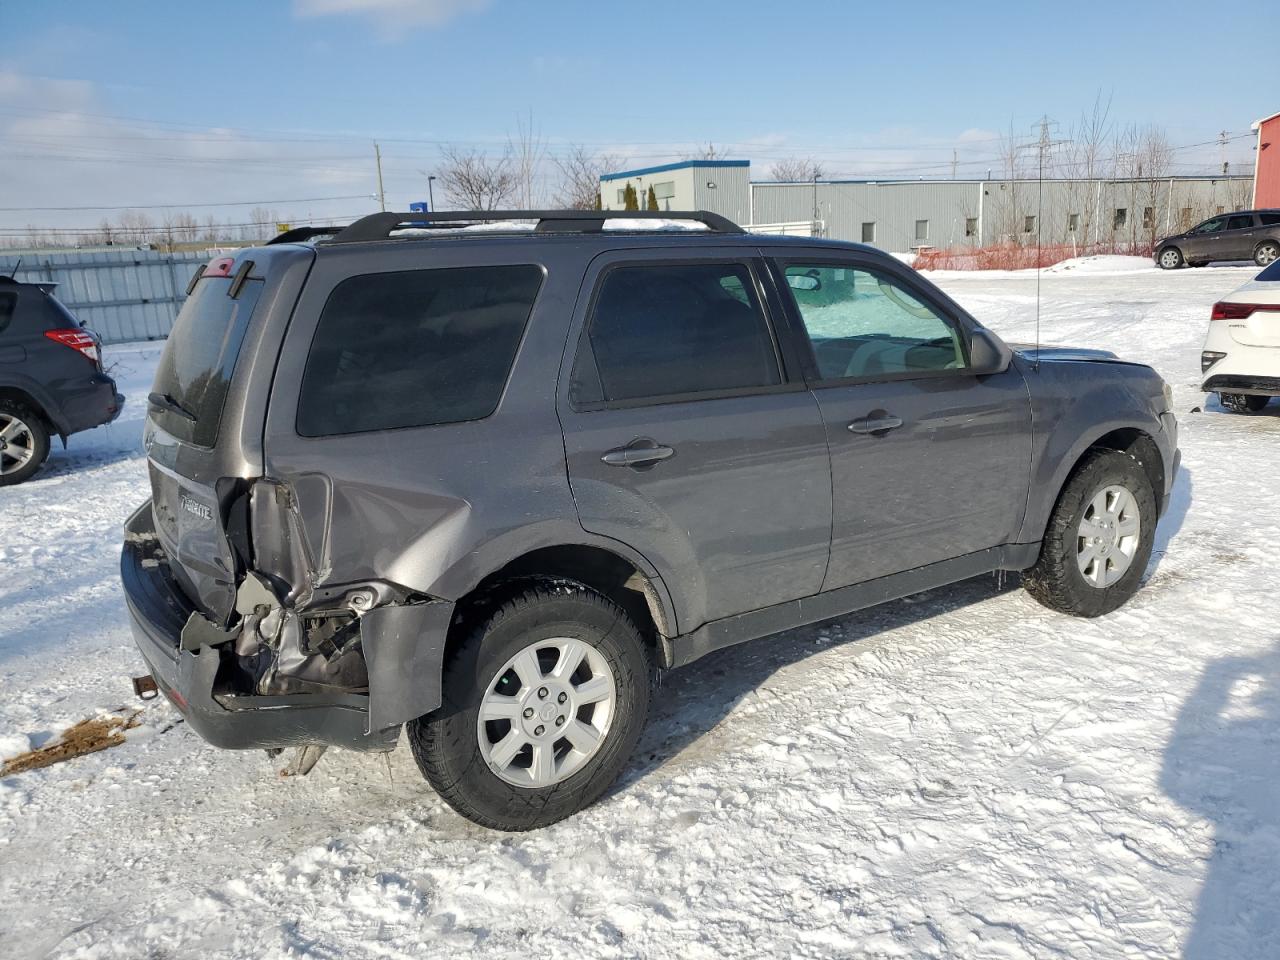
148 391 197 422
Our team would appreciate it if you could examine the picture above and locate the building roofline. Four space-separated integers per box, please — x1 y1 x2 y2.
753 174 1254 186
1253 111 1280 130
600 159 750 182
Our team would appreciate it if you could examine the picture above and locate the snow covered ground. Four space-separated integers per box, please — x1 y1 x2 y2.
2 259 1278 959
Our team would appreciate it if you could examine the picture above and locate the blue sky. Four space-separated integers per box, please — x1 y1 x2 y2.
1 0 1269 234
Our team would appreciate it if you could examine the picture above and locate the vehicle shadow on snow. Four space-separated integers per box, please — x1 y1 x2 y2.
612 573 1023 797
1161 637 1280 959
1147 462 1192 580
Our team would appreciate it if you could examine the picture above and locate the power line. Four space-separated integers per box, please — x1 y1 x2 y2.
0 195 373 213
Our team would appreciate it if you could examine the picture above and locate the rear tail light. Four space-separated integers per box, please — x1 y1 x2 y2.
186 256 237 294
44 328 100 366
1211 301 1280 320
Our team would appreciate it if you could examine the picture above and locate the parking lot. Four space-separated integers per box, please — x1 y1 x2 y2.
2 259 1277 959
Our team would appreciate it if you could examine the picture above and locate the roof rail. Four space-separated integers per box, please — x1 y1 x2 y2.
328 209 744 243
266 225 346 245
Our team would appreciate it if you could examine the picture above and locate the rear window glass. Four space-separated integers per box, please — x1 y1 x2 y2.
573 262 780 405
1257 259 1280 282
151 276 263 448
296 265 543 437
0 293 14 334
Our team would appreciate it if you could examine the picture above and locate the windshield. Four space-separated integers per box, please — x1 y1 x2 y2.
150 275 262 448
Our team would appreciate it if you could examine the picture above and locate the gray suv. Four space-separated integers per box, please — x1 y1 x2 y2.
0 277 123 485
1155 209 1280 269
121 211 1180 830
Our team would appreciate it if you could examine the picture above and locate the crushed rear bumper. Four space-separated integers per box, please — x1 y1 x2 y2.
121 502 404 752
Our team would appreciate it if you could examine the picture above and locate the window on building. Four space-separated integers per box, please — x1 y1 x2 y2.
616 189 626 204
297 265 544 437
1023 215 1036 234
1180 207 1194 230
914 219 929 242
1114 208 1128 229
1216 206 1225 214
652 181 676 200
861 222 876 243
1143 207 1155 229
965 217 978 237
781 264 963 380
1068 213 1080 233
573 262 780 404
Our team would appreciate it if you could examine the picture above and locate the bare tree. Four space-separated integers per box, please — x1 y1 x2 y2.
683 142 729 161
245 207 280 241
201 215 221 244
769 157 827 182
116 210 155 245
1061 92 1113 245
1135 127 1172 247
435 145 518 211
508 111 546 209
552 144 622 209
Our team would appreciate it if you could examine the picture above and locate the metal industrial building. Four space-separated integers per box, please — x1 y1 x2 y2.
600 159 1255 253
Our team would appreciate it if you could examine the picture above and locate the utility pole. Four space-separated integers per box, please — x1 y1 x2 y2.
374 141 386 212
951 149 958 180
1219 130 1229 176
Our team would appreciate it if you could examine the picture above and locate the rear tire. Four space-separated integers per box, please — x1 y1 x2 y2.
1157 247 1183 269
1220 393 1270 413
0 401 50 487
408 581 652 831
1023 448 1157 617
1254 241 1279 268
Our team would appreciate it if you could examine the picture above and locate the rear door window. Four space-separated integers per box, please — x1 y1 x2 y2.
296 264 543 437
572 262 781 405
1226 214 1254 231
151 276 263 448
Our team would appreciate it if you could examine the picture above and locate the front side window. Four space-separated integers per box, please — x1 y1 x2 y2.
575 262 780 404
297 265 543 437
781 264 963 381
1194 216 1227 234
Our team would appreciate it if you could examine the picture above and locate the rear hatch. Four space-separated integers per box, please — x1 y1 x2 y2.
1219 279 1280 348
144 255 273 626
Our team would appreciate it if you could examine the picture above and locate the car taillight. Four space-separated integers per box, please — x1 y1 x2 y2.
1211 301 1280 320
45 328 100 366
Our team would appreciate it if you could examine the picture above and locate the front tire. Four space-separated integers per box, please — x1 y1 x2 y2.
1023 448 1157 617
1157 246 1183 269
1220 393 1270 413
1254 241 1279 268
0 401 50 487
408 582 652 831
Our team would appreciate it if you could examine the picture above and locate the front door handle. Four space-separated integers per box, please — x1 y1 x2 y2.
601 438 675 467
848 413 904 436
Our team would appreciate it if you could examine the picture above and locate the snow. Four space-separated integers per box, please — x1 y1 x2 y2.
3 260 1279 959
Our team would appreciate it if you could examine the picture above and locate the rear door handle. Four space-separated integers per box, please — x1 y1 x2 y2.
848 414 904 435
601 439 675 467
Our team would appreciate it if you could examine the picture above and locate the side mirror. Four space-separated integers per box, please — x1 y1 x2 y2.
968 327 1012 375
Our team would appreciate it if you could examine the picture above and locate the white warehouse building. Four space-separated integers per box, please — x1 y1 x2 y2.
599 159 1255 253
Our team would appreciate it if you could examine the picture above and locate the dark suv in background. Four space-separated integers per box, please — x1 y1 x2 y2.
122 211 1179 830
0 277 123 485
1155 209 1280 269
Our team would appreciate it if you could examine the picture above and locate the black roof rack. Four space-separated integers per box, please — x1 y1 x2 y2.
328 209 744 244
266 225 346 245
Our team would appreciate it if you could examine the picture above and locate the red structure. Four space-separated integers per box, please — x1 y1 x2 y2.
1254 111 1280 208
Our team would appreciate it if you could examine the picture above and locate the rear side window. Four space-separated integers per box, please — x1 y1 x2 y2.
297 265 543 437
1260 213 1280 226
574 262 780 405
0 293 14 334
151 276 263 448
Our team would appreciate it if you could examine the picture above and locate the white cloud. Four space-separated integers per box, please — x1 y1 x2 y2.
293 0 489 35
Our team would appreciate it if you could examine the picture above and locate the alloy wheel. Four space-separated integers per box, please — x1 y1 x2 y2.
1076 484 1142 588
0 414 37 476
476 636 617 788
1256 242 1279 267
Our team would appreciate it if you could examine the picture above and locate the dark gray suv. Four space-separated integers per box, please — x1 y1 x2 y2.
1155 209 1280 269
121 211 1179 830
0 277 123 485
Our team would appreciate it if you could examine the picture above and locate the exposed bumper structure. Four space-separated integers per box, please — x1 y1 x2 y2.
121 502 453 752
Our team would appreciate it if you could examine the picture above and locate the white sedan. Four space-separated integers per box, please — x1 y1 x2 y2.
1201 259 1280 412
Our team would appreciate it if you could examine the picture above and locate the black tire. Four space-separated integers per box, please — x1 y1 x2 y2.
1023 448 1157 618
408 581 652 830
1220 393 1270 413
1254 241 1280 269
0 400 51 487
1156 246 1183 269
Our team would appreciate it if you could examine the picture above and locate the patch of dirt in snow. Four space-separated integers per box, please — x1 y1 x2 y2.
1 710 140 776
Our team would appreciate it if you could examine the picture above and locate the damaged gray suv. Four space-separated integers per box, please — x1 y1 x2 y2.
122 210 1180 830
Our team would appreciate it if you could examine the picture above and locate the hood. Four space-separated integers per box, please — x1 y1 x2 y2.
1010 344 1125 363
